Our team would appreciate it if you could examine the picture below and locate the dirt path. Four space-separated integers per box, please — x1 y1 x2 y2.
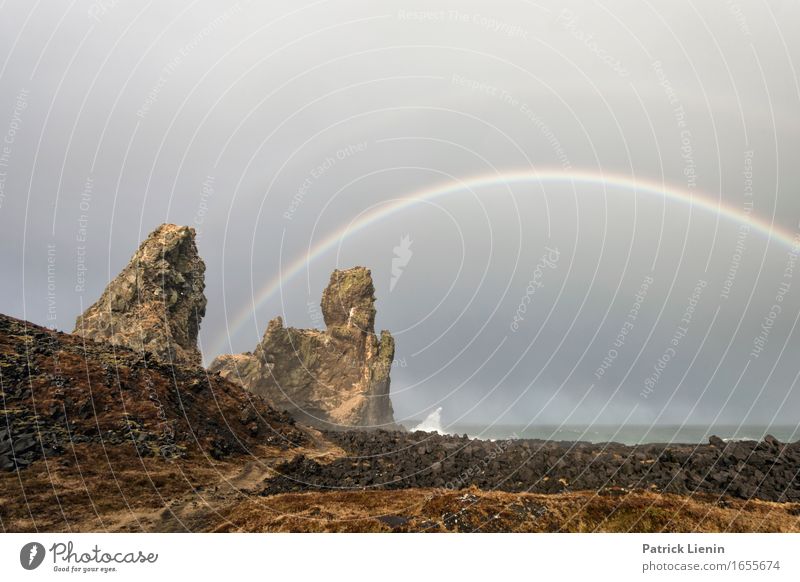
89 426 346 532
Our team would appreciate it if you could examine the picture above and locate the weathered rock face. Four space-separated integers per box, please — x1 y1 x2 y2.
210 267 396 428
74 224 207 366
262 431 800 502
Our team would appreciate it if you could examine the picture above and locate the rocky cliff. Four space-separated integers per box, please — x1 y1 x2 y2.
73 224 207 366
0 312 305 472
210 267 396 428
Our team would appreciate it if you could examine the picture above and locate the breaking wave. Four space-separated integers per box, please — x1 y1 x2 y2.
413 407 445 434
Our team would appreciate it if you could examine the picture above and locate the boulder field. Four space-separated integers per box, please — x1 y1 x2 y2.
263 429 800 502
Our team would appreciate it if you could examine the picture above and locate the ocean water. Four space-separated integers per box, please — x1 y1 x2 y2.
406 409 799 445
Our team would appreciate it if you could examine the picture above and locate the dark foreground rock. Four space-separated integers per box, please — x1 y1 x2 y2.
0 313 306 472
210 267 396 428
262 429 800 502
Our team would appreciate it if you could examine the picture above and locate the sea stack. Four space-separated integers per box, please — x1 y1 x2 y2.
210 267 396 428
73 224 207 366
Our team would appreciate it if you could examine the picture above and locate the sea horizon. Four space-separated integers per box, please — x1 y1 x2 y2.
401 418 800 446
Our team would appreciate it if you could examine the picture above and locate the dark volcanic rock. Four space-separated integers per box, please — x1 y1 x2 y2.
261 429 800 503
73 224 207 366
0 313 306 472
210 267 395 429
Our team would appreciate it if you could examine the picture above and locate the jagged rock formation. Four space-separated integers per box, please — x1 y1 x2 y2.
210 267 396 428
73 224 207 366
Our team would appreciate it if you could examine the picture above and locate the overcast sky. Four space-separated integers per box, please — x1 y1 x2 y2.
1 0 799 430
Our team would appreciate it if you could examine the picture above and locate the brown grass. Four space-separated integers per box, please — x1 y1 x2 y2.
3 448 799 533
214 488 800 533
0 443 312 532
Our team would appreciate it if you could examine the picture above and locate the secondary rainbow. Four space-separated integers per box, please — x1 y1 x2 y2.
209 168 795 358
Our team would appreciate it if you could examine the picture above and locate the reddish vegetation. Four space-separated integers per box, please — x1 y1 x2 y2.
0 313 305 470
217 488 800 533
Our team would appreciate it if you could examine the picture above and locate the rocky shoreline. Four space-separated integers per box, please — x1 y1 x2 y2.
262 429 800 502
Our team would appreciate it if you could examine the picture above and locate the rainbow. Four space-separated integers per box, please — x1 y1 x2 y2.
208 168 795 359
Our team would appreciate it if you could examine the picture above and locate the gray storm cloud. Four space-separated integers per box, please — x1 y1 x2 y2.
0 0 798 429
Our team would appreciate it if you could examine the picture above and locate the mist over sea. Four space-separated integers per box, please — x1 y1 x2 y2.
405 409 799 445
